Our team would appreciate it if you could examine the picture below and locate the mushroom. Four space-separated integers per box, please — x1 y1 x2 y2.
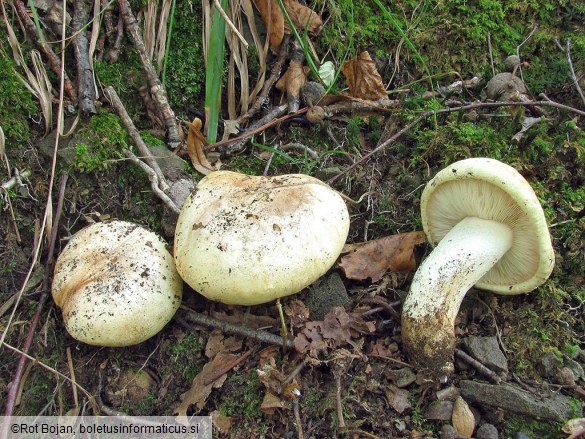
174 171 349 306
52 220 183 347
401 158 555 379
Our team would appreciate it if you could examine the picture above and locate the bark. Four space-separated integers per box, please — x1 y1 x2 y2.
71 0 97 114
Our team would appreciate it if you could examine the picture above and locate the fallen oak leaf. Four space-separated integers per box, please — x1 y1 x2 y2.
175 351 238 415
342 51 388 101
339 231 426 282
186 118 221 175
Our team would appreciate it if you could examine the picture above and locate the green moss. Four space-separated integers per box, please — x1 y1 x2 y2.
502 415 562 439
164 0 205 112
218 370 263 419
70 111 128 173
164 333 205 382
0 49 38 144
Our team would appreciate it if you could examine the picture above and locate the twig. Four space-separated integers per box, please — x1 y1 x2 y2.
117 0 180 147
11 0 77 104
203 350 253 385
293 399 305 439
122 149 180 215
565 39 585 107
368 353 412 368
454 349 501 384
107 12 124 62
238 35 290 125
2 176 69 426
104 86 169 192
327 99 585 184
180 311 294 348
71 0 97 114
335 372 346 429
487 33 495 78
1 169 31 191
359 296 400 321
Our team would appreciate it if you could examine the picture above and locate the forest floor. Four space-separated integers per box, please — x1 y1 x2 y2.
1 1 585 438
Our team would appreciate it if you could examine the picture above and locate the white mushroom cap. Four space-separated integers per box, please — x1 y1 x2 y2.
52 221 183 347
174 171 350 306
421 157 554 294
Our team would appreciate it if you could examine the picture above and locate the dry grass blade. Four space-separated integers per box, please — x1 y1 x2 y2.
242 0 268 102
227 0 250 120
142 0 172 74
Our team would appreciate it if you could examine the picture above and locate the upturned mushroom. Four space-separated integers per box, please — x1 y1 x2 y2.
401 158 555 379
173 171 349 306
52 221 183 347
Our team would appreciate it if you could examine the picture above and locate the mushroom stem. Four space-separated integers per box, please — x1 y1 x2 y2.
402 216 513 379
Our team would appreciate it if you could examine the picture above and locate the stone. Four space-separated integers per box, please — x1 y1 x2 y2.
439 424 457 439
538 351 563 378
437 386 460 401
305 272 349 320
555 367 576 386
463 336 508 375
424 400 454 421
564 357 585 381
460 380 581 422
476 423 499 439
389 368 417 388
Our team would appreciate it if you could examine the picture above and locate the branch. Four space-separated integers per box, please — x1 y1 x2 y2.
117 0 180 147
327 99 585 184
12 0 77 104
71 0 97 114
179 311 294 348
565 39 585 107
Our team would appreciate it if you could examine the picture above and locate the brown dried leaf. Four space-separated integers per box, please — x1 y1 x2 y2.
260 392 288 415
186 118 221 175
452 396 475 438
321 307 352 345
284 298 310 327
210 410 233 433
294 321 328 357
275 60 308 111
282 0 323 33
342 51 388 100
339 231 426 282
175 352 237 416
251 0 284 51
385 384 411 414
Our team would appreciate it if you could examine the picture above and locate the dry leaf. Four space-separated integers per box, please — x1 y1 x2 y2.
284 298 310 327
293 307 375 358
251 0 284 51
339 231 426 282
210 410 233 433
282 0 322 33
342 51 388 100
175 352 237 416
186 118 221 175
260 392 288 415
452 396 475 438
275 60 308 112
385 384 411 414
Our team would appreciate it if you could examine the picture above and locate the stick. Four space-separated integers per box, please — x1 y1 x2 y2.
238 35 290 125
2 175 68 427
327 99 585 184
122 149 180 214
71 0 97 114
565 39 585 107
203 350 252 385
104 86 169 192
11 0 77 104
117 0 180 147
180 311 294 348
454 349 501 384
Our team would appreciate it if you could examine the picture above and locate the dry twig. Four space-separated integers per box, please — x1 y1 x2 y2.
454 349 502 384
564 39 585 107
117 0 180 146
71 0 97 114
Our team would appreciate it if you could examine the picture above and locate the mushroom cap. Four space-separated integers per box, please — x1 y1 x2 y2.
420 158 554 294
174 171 350 305
52 221 183 347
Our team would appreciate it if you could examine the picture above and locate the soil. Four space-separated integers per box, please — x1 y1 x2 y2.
1 2 585 439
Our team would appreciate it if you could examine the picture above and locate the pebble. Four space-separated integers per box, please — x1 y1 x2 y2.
476 423 499 439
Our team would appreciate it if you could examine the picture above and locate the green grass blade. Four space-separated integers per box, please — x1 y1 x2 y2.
205 0 228 143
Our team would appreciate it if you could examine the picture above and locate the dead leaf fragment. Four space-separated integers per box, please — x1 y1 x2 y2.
186 118 221 175
210 410 233 433
342 51 388 100
282 0 323 33
339 231 426 282
251 0 284 51
385 384 411 414
276 60 308 112
175 352 237 416
452 396 475 438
